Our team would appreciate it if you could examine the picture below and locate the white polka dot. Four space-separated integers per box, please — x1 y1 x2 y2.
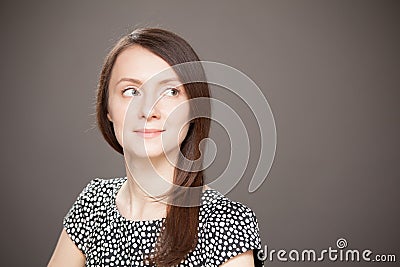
63 177 264 266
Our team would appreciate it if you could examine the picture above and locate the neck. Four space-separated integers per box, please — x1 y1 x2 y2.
126 154 176 201
117 152 210 221
116 153 176 221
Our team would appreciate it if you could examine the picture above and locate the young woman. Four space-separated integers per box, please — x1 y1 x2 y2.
48 28 263 267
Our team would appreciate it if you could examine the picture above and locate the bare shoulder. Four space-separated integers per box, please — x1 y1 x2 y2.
220 250 254 267
47 228 85 267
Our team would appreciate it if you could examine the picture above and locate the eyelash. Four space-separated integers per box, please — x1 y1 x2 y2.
164 87 181 96
122 87 140 97
122 87 181 97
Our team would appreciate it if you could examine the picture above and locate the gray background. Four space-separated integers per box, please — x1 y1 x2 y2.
0 0 399 266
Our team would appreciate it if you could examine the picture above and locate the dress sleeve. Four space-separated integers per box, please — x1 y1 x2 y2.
63 179 100 255
204 201 264 266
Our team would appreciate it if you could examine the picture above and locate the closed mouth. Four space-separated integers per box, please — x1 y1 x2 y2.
134 129 165 133
134 129 165 138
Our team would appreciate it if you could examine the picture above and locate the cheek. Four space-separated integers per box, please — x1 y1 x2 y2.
108 99 129 145
161 100 190 145
166 103 190 128
175 108 191 143
178 123 190 144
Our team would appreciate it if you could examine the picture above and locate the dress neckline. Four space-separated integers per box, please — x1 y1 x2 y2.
112 177 215 224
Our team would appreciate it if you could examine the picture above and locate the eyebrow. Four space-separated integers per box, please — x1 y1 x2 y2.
115 77 181 86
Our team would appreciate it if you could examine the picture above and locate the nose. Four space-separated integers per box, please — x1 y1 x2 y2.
138 93 161 120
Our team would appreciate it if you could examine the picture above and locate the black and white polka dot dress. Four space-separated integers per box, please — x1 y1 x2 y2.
64 177 264 266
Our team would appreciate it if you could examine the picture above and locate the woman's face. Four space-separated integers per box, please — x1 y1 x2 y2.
107 45 190 159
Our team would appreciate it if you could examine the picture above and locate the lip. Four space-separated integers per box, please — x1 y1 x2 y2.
134 128 165 138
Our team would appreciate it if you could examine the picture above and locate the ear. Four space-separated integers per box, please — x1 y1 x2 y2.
107 113 113 122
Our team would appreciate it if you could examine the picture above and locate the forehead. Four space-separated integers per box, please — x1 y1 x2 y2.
110 45 179 85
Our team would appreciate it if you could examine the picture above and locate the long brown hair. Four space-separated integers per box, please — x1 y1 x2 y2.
96 28 211 266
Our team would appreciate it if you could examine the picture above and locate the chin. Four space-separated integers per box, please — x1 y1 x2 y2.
125 147 165 159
